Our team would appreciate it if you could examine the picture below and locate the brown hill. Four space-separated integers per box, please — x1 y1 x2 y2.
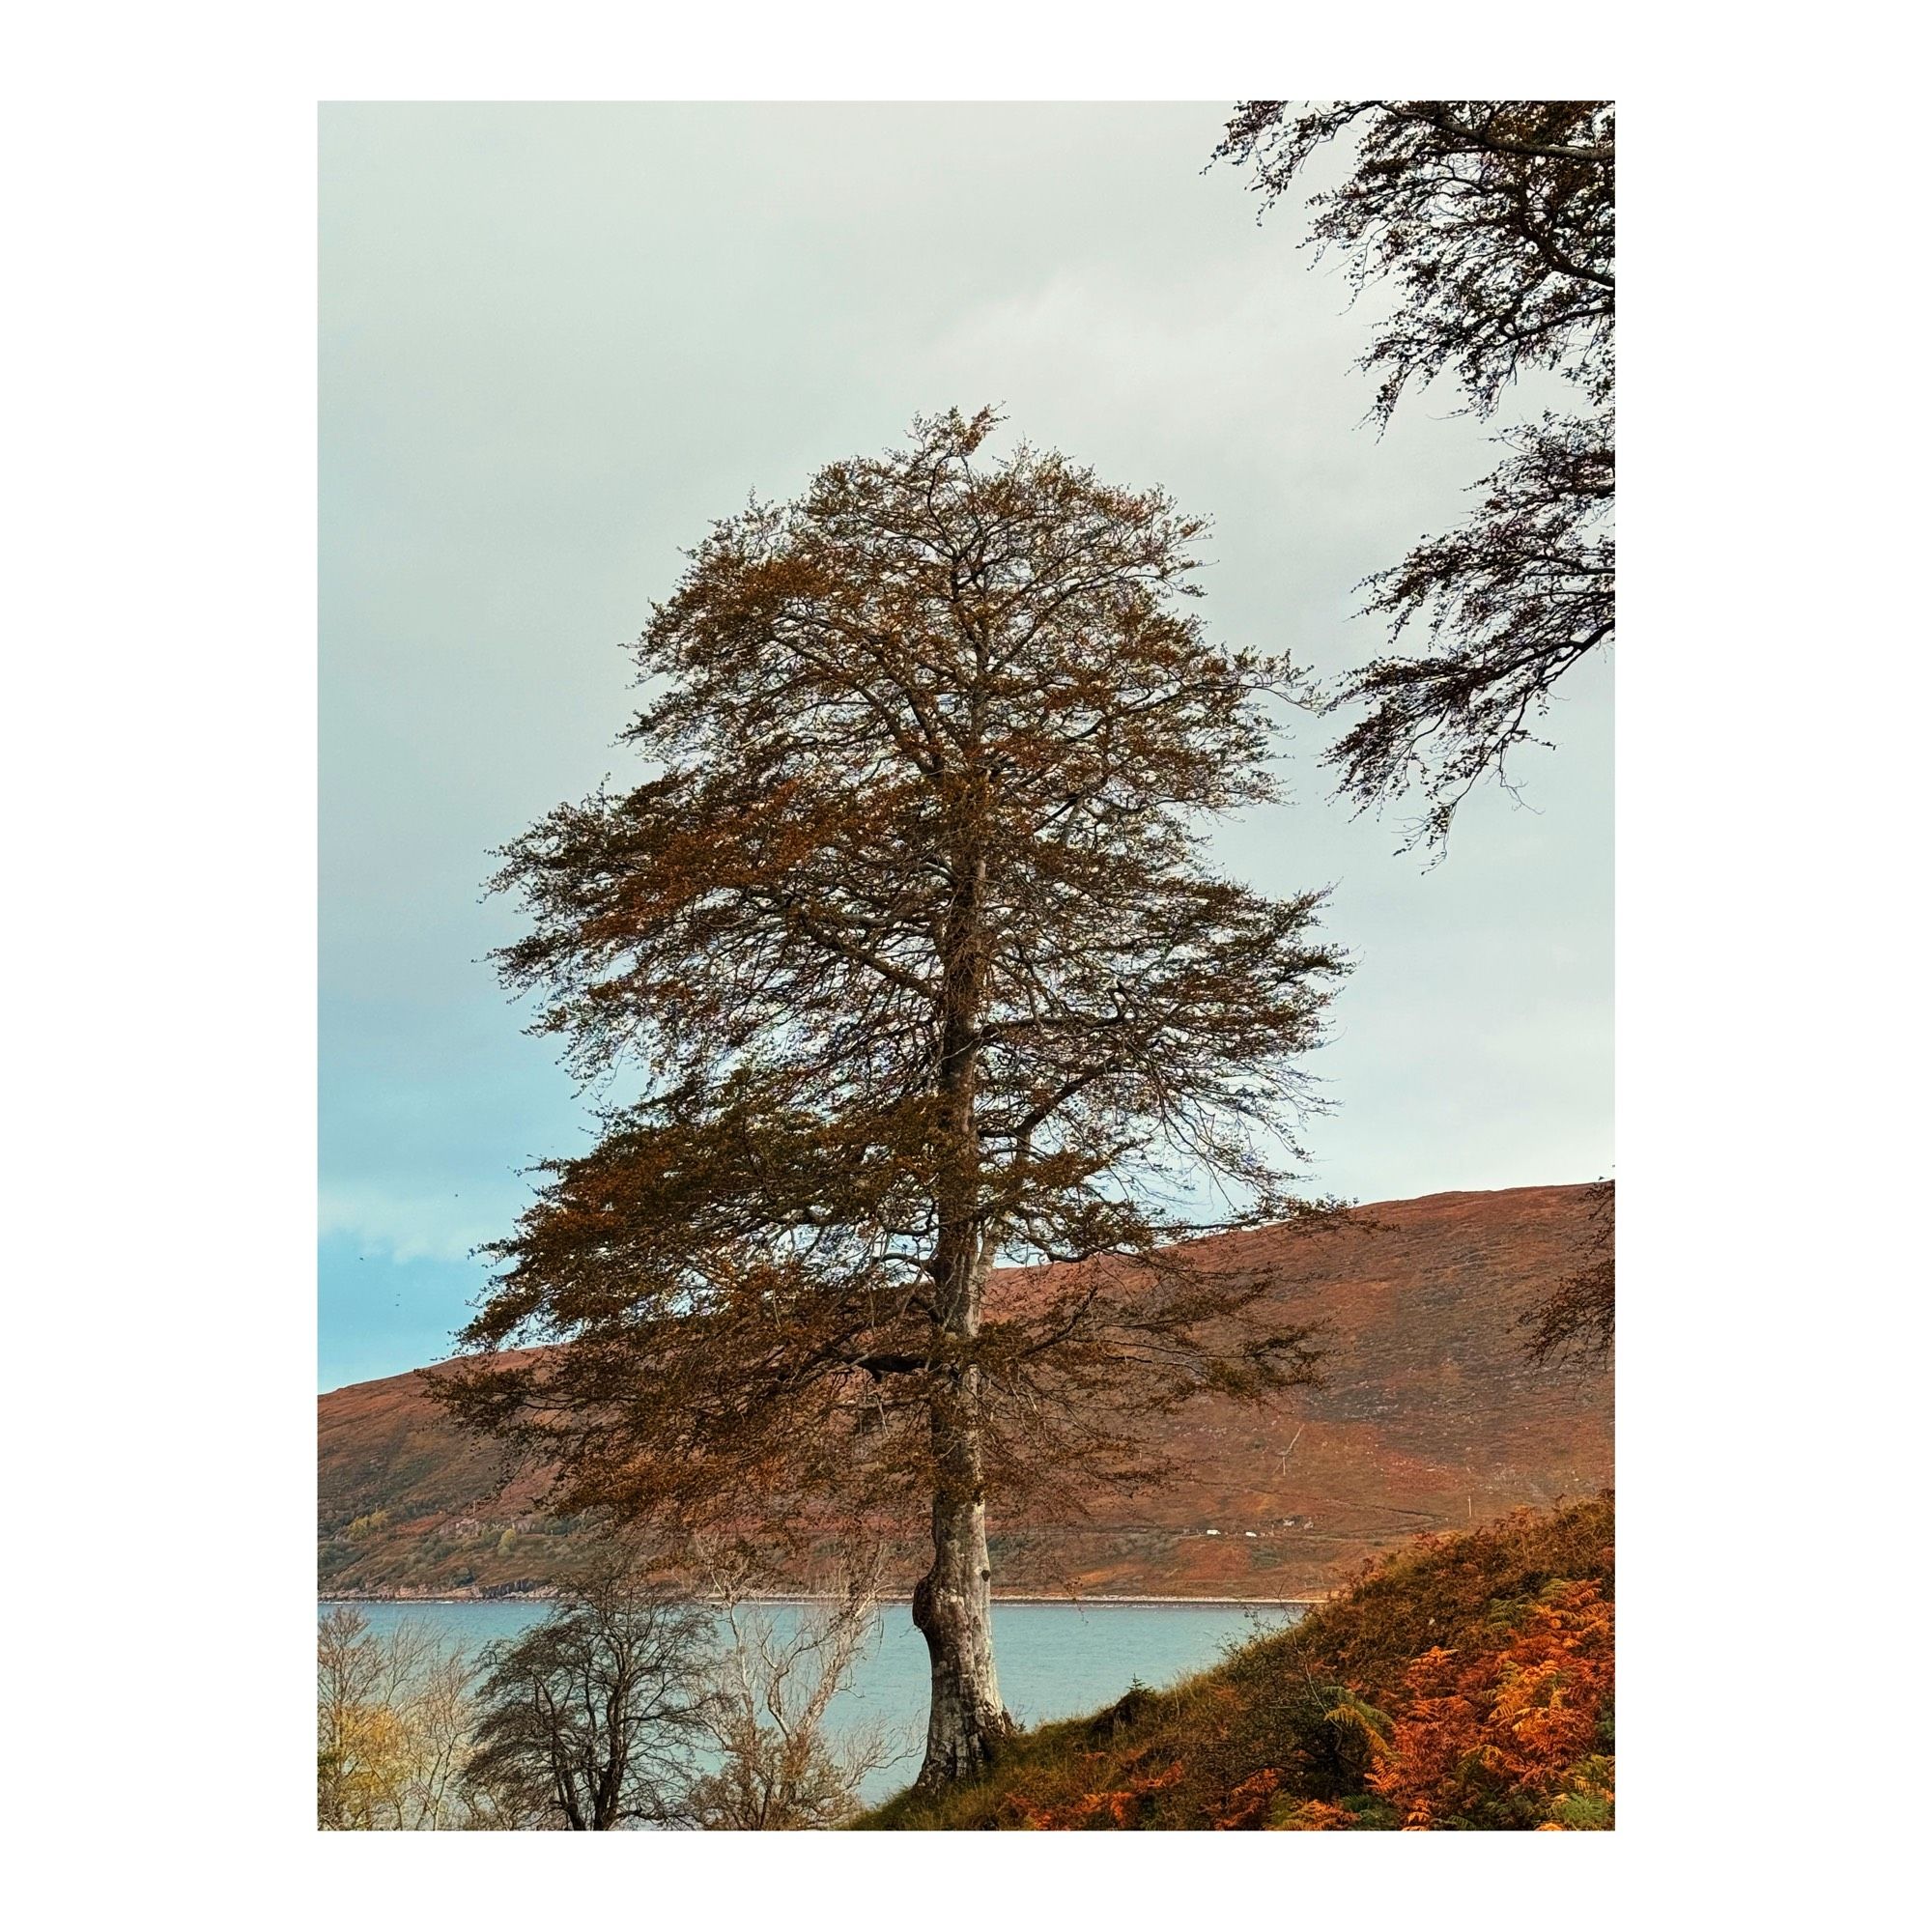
319 1182 1611 1600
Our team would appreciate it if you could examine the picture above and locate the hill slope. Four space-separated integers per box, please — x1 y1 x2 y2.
859 1495 1615 1831
319 1181 1611 1599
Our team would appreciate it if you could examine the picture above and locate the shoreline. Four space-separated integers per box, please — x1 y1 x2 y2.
320 1591 1321 1609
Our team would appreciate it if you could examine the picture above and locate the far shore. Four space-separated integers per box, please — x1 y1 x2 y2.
320 1591 1321 1609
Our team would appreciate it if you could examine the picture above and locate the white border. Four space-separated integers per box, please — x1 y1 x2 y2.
10 2 1918 1920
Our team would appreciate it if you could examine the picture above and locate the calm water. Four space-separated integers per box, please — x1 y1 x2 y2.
321 1597 1299 1804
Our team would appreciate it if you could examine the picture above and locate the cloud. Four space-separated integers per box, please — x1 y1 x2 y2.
317 1182 503 1266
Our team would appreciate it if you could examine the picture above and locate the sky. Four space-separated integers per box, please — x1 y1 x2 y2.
319 102 1612 1393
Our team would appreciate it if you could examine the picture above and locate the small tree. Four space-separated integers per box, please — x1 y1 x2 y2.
461 1574 714 1831
317 1607 489 1830
688 1548 901 1830
437 409 1346 1787
1215 101 1614 851
318 1605 390 1830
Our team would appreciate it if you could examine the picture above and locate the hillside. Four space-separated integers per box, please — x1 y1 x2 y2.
859 1495 1616 1830
320 1181 1611 1599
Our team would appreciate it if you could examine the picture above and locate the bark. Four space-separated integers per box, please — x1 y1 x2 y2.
912 805 1011 1787
911 1372 1012 1787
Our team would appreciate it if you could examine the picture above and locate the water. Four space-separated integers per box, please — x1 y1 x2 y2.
321 1597 1300 1804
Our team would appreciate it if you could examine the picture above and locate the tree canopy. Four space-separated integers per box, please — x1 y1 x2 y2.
1216 100 1615 851
435 408 1347 1781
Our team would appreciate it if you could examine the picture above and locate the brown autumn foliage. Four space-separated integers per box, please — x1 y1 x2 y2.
1367 1578 1614 1830
1006 1752 1187 1831
860 1494 1614 1832
431 406 1349 1784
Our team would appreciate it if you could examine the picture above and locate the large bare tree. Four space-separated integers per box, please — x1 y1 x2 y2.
1216 101 1614 852
435 409 1346 1787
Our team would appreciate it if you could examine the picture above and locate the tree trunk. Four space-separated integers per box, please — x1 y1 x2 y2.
913 787 1009 1786
911 1370 1011 1787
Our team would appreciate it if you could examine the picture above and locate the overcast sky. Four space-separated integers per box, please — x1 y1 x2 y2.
319 102 1612 1392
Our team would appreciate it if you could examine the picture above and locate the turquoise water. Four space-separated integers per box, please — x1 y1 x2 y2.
321 1597 1299 1804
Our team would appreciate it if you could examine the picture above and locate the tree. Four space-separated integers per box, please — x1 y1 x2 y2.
1215 101 1614 852
687 1546 901 1829
317 1606 498 1830
460 1573 715 1831
434 408 1347 1788
1521 1178 1614 1367
318 1604 403 1830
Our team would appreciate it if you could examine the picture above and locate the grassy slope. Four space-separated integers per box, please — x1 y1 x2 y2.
858 1494 1614 1831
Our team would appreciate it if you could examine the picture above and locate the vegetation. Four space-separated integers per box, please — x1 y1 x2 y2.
1523 1177 1614 1367
1215 100 1615 854
318 1605 538 1829
461 1573 715 1831
857 1494 1613 1831
687 1550 903 1829
434 406 1349 1787
318 1557 892 1830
